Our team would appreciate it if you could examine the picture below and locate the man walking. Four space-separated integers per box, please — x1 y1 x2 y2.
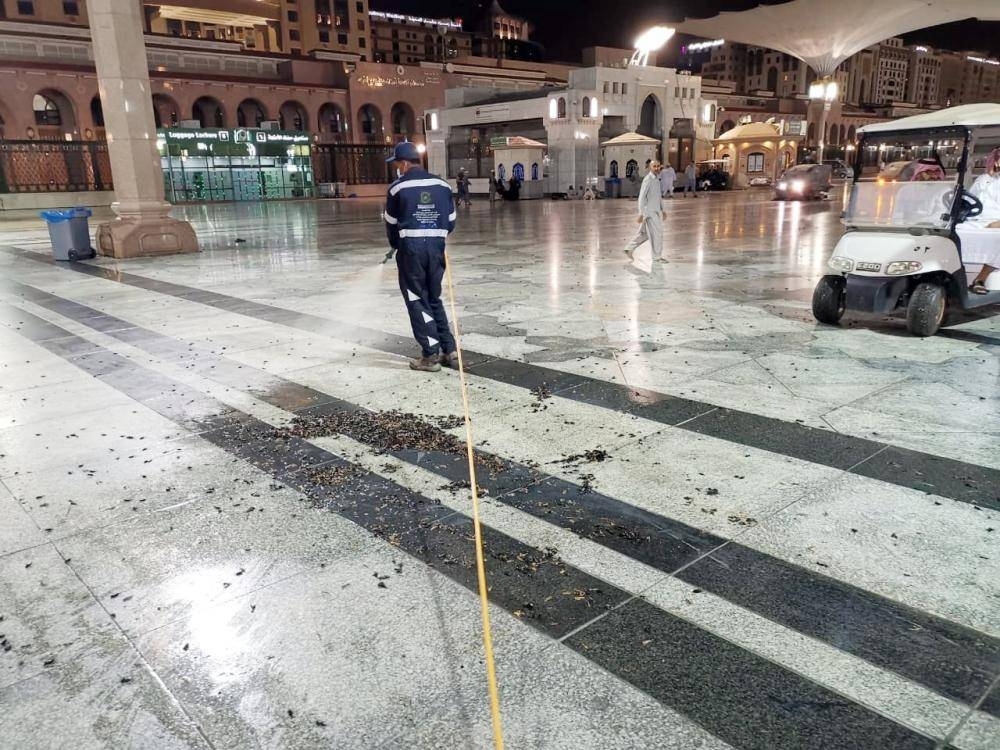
624 160 667 262
683 162 698 197
383 142 458 372
660 163 677 198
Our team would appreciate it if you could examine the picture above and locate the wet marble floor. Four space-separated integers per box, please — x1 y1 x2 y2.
0 191 998 750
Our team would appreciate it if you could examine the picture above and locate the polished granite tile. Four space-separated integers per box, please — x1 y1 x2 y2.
735 474 1000 638
0 480 45 557
135 549 727 750
853 446 1000 512
681 405 883 469
564 598 938 750
0 402 190 479
0 545 120 690
0 637 211 750
950 701 1000 750
53 481 381 637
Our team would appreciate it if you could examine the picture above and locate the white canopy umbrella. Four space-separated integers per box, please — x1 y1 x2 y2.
677 0 1000 75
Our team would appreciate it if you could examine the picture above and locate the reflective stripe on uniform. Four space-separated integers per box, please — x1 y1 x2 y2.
389 177 453 196
398 228 449 238
447 211 457 221
383 211 398 225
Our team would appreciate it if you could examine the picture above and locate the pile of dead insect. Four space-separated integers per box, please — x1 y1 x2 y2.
307 465 362 487
552 449 611 466
275 410 506 475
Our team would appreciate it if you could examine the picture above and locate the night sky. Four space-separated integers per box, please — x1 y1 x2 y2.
373 0 1000 63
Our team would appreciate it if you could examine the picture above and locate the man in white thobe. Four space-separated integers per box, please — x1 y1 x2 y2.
958 149 1000 293
624 160 666 262
659 164 677 198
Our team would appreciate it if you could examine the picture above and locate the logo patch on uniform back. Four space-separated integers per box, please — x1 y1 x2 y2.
419 191 432 204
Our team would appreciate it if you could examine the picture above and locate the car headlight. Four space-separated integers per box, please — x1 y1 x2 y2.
777 181 788 190
791 179 806 192
886 261 922 275
829 256 854 272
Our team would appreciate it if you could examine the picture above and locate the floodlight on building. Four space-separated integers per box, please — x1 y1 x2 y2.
629 26 675 67
416 143 427 154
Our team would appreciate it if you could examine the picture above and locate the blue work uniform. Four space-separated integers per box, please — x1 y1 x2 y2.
383 167 457 357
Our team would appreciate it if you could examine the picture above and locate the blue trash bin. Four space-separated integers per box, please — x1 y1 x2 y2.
40 207 95 261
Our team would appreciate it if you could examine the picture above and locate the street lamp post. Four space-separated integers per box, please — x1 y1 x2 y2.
809 78 838 164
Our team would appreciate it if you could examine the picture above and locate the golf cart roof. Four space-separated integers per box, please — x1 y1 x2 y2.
859 104 1000 134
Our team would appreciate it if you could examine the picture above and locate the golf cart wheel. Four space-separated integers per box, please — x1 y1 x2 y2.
812 275 846 325
906 281 946 337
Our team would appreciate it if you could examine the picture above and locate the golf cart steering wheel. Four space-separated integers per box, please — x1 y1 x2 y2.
953 189 983 220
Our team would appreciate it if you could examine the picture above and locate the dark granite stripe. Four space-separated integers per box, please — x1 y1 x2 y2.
8 247 999 512
1 301 943 750
5 280 1000 718
564 599 938 750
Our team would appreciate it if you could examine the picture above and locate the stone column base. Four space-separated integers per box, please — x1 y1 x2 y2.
97 216 199 259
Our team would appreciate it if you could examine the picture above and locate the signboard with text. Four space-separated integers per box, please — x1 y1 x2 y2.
157 128 311 157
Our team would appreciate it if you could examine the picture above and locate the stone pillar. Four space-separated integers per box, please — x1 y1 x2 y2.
89 0 198 258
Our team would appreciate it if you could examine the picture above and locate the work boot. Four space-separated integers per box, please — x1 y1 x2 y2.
440 351 459 368
409 355 441 372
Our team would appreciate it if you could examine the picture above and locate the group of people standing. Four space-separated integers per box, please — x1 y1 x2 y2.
624 160 697 262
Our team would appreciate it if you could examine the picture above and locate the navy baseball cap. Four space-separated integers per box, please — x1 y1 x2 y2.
387 141 421 163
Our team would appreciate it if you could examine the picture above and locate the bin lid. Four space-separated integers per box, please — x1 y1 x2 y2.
39 207 92 222
39 210 75 222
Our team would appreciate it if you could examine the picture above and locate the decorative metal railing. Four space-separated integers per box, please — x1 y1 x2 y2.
312 142 394 185
0 140 114 193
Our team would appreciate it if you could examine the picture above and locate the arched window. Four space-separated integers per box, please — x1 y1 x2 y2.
359 104 382 136
152 94 179 128
33 94 61 126
625 159 638 179
192 96 225 128
390 102 415 136
90 96 104 128
638 95 662 138
279 101 307 132
747 152 765 173
497 163 506 181
582 96 591 118
531 163 539 180
609 160 619 178
512 163 524 180
847 125 856 143
557 97 566 118
237 99 267 128
319 103 347 135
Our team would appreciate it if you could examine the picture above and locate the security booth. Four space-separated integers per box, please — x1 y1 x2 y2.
601 132 660 198
490 136 547 199
712 121 802 188
156 128 315 203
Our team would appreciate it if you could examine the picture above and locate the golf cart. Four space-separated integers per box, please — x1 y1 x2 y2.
774 163 832 200
695 160 731 191
812 104 1000 336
